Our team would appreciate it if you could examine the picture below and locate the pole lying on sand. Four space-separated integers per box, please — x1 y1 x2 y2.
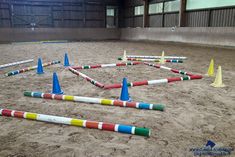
117 57 183 63
0 59 34 69
104 75 202 89
103 62 202 89
0 108 150 137
68 67 105 88
144 62 195 76
69 61 202 90
125 55 187 60
71 61 142 70
5 61 60 76
24 91 165 111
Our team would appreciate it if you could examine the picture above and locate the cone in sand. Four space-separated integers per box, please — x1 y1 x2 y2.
159 51 166 64
210 66 225 88
120 78 131 102
37 58 44 74
64 53 70 67
52 72 64 94
122 50 127 62
207 59 214 77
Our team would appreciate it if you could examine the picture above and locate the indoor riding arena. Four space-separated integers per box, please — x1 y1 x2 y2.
0 0 234 157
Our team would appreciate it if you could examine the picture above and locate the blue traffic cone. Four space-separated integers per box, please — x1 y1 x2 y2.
64 53 70 67
37 58 44 74
120 78 131 101
52 72 63 94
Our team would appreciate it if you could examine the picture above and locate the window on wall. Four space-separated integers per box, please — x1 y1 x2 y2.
107 8 114 16
186 0 235 10
164 0 180 12
149 3 163 14
134 5 144 16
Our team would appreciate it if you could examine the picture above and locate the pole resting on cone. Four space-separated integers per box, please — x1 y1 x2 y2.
24 91 165 111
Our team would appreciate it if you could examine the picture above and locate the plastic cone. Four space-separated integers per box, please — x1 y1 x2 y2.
37 58 44 74
52 72 64 94
64 53 70 67
160 51 166 64
120 78 131 101
207 59 214 77
122 50 127 62
210 66 225 88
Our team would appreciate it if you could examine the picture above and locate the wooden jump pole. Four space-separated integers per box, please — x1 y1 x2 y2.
117 57 183 63
24 91 165 111
5 61 60 76
0 108 150 137
0 59 34 69
71 62 142 70
68 67 105 88
125 55 187 60
68 62 202 90
104 75 202 89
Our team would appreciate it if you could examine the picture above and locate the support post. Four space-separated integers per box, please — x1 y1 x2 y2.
10 4 14 27
208 9 211 27
83 0 86 27
143 0 149 27
162 2 165 27
179 0 186 27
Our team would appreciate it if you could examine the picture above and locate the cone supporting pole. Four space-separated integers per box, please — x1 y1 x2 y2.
122 50 127 62
120 78 131 101
210 66 225 88
52 72 63 94
64 53 70 67
37 58 44 74
207 59 214 77
0 108 150 137
5 61 60 76
24 91 165 111
160 51 166 64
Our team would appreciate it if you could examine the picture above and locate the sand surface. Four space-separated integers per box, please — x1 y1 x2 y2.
0 41 234 157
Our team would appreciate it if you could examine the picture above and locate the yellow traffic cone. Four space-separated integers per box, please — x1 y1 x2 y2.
122 50 127 62
160 51 165 64
206 59 214 77
210 66 225 87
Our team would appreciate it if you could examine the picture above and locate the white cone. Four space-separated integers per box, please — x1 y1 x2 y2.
123 50 127 62
160 51 166 64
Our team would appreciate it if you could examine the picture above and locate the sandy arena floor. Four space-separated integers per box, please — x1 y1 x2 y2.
0 41 234 157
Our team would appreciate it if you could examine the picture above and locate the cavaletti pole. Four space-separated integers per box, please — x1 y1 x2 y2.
117 57 183 63
68 67 104 88
69 62 202 89
144 62 196 76
5 61 60 76
71 61 142 70
0 108 150 137
24 91 165 111
0 59 34 69
104 75 202 89
125 55 187 60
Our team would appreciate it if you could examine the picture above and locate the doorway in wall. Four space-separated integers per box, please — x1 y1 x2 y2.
106 6 118 28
